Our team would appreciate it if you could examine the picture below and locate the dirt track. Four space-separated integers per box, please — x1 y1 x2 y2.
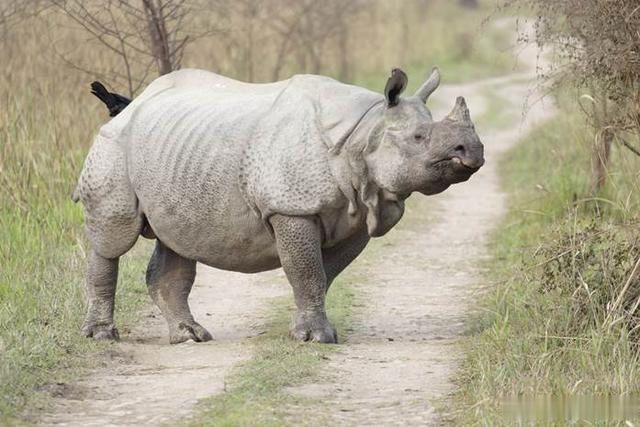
283 37 554 424
40 21 553 427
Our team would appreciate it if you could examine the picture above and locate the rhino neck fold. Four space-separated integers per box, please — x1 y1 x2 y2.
327 105 405 238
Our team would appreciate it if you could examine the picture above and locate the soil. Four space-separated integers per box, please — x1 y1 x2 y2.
38 20 554 427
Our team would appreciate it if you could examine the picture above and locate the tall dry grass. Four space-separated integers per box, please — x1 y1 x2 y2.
0 15 151 420
0 0 512 421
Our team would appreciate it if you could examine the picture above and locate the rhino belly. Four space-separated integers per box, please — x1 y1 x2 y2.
126 93 283 272
142 185 281 273
132 146 280 272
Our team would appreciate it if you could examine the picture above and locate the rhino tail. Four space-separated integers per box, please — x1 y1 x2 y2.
90 81 132 117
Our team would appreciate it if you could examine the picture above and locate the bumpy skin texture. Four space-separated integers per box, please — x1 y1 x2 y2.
76 68 484 344
146 241 212 344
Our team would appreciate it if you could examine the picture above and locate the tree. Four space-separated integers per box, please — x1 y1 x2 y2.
50 0 208 96
512 0 640 194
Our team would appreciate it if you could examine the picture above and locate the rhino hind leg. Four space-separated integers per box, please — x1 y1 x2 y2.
146 241 212 344
82 250 120 340
271 214 337 344
79 136 144 340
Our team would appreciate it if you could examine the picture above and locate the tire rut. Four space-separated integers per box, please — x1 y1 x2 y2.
283 22 554 426
38 265 289 426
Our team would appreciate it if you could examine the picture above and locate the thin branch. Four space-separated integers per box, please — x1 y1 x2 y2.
618 137 640 157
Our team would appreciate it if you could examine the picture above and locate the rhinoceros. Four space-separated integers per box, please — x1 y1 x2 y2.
74 67 484 344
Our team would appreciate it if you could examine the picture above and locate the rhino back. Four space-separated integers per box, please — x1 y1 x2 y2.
121 87 278 269
97 70 378 268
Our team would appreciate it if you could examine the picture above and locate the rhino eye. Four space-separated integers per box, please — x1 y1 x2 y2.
414 134 425 142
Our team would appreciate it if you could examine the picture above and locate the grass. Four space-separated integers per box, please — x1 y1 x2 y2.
454 93 640 425
474 83 528 130
352 1 515 92
0 0 515 423
0 90 151 424
0 24 150 423
186 270 359 427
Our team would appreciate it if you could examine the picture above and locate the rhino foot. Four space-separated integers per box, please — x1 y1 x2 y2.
82 322 120 341
169 321 213 344
290 314 338 344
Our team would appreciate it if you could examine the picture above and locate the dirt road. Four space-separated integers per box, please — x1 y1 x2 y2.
283 38 554 425
40 21 553 427
39 264 290 426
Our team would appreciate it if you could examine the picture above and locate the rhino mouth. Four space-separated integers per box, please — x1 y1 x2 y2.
434 156 483 172
452 156 484 171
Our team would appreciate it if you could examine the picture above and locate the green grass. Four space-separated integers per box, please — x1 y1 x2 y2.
0 84 151 423
454 94 640 425
187 271 358 427
0 1 516 423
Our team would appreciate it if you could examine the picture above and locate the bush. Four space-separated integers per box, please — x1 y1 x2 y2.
536 219 640 342
513 0 640 131
509 0 640 193
455 103 640 424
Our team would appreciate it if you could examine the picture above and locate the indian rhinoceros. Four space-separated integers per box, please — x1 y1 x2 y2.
74 67 484 344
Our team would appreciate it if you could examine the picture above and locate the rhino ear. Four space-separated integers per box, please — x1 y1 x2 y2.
384 68 408 107
414 67 441 103
446 96 472 122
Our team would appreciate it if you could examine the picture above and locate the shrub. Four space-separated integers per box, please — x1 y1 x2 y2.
509 0 640 193
536 218 640 341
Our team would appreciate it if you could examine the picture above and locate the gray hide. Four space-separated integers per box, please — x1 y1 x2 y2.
75 68 484 344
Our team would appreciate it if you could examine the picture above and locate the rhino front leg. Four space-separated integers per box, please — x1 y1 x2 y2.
146 241 212 344
82 250 120 340
271 214 337 344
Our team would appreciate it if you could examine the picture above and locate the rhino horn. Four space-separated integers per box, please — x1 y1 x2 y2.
446 96 471 122
414 67 441 103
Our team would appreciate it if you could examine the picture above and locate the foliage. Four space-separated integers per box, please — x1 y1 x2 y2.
537 220 640 340
508 0 640 192
512 0 640 131
0 90 150 422
0 0 513 422
0 12 151 422
455 99 640 424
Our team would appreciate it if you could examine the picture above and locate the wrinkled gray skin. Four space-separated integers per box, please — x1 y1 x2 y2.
75 67 484 344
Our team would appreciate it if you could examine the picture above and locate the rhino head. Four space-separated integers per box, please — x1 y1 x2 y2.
362 68 484 198
339 68 484 237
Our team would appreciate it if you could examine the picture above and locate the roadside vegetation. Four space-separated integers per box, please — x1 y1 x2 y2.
0 0 512 423
188 269 358 426
456 96 640 423
0 26 150 423
455 1 640 423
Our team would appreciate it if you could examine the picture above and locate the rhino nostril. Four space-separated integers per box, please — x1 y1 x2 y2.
454 144 466 155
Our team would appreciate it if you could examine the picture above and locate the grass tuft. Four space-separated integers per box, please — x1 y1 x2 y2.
187 275 357 427
455 94 640 424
